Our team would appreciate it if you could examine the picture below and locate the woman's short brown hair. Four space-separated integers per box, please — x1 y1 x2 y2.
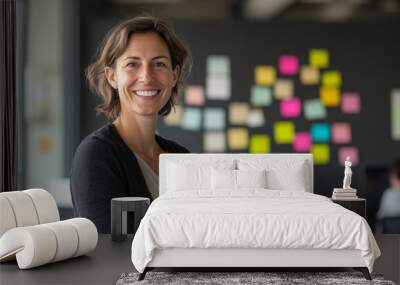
86 16 191 120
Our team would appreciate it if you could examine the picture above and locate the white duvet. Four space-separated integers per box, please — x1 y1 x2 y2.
131 190 380 273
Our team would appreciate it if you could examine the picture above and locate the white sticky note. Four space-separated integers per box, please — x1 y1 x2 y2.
207 55 230 75
206 76 231 100
204 132 226 152
247 109 265 127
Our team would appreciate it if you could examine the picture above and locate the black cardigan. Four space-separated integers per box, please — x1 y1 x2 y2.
70 123 189 233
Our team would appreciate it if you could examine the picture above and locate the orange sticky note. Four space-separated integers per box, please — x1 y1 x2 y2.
300 66 320 85
320 87 340 107
274 79 294 100
229 103 250 125
255 66 276 86
228 128 249 150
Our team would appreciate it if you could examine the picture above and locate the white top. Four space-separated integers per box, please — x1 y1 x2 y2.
134 153 159 199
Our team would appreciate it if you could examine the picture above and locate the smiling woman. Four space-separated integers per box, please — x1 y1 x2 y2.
70 16 191 233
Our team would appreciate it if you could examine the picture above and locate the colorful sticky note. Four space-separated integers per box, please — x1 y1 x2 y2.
207 55 230 75
300 66 320 85
274 79 294 100
320 87 340 107
206 76 231 100
185 85 205 106
247 109 265 127
280 97 301 118
204 132 226 152
279 55 299 75
322 71 342 87
181 107 202 131
342 92 361 114
229 103 250 125
338 147 359 166
312 144 330 165
293 132 312 152
204 108 225 131
255 66 276 86
249 135 270 153
332 123 352 144
304 99 327 120
392 89 400 140
251 86 272 106
228 128 249 150
311 123 331 143
274 121 295 144
164 105 183 126
309 49 329 68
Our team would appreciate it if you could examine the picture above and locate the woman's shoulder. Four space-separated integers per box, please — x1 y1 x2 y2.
74 123 124 160
156 134 190 153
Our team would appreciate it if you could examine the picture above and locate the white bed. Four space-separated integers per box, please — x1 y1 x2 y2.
131 154 380 280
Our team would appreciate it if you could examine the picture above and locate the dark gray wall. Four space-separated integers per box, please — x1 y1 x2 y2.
80 19 400 205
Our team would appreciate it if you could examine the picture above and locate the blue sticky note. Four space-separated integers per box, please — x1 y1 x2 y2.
204 108 226 131
181 108 202 131
311 123 331 142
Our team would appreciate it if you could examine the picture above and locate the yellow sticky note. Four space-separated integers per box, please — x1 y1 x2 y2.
300 66 320 85
249 135 270 153
274 79 294 100
311 144 330 165
320 87 340 107
229 103 250 125
228 128 249 150
309 49 329 68
255 66 276 86
164 105 183 126
274 121 295 144
322 71 342 87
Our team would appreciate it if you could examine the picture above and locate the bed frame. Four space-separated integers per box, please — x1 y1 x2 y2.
138 154 371 280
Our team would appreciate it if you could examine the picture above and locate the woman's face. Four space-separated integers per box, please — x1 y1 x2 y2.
106 32 179 117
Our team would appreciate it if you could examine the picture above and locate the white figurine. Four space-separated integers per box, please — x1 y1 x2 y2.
343 156 353 189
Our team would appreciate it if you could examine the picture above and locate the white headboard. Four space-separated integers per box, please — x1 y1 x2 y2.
159 153 313 195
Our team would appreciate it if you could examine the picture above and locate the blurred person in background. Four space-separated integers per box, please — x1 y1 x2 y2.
377 158 400 221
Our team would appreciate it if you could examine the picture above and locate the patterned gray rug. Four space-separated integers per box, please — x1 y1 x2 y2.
116 271 396 285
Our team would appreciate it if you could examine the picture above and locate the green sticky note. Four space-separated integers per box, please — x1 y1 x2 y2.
251 86 272 106
322 71 342 87
304 99 327 120
181 107 202 131
312 144 330 165
309 49 329 68
274 121 295 144
207 55 230 75
249 135 270 153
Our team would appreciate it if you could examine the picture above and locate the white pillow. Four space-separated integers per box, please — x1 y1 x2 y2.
167 160 235 191
237 159 308 191
211 169 267 190
237 169 267 189
211 168 236 190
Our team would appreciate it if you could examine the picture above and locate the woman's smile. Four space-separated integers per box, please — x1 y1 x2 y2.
133 89 161 99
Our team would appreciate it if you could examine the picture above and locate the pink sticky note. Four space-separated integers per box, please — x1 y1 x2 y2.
342 92 361 113
279 55 299 75
338 147 359 166
280 97 301 118
185 85 205 106
332 123 352 144
293 132 311 152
